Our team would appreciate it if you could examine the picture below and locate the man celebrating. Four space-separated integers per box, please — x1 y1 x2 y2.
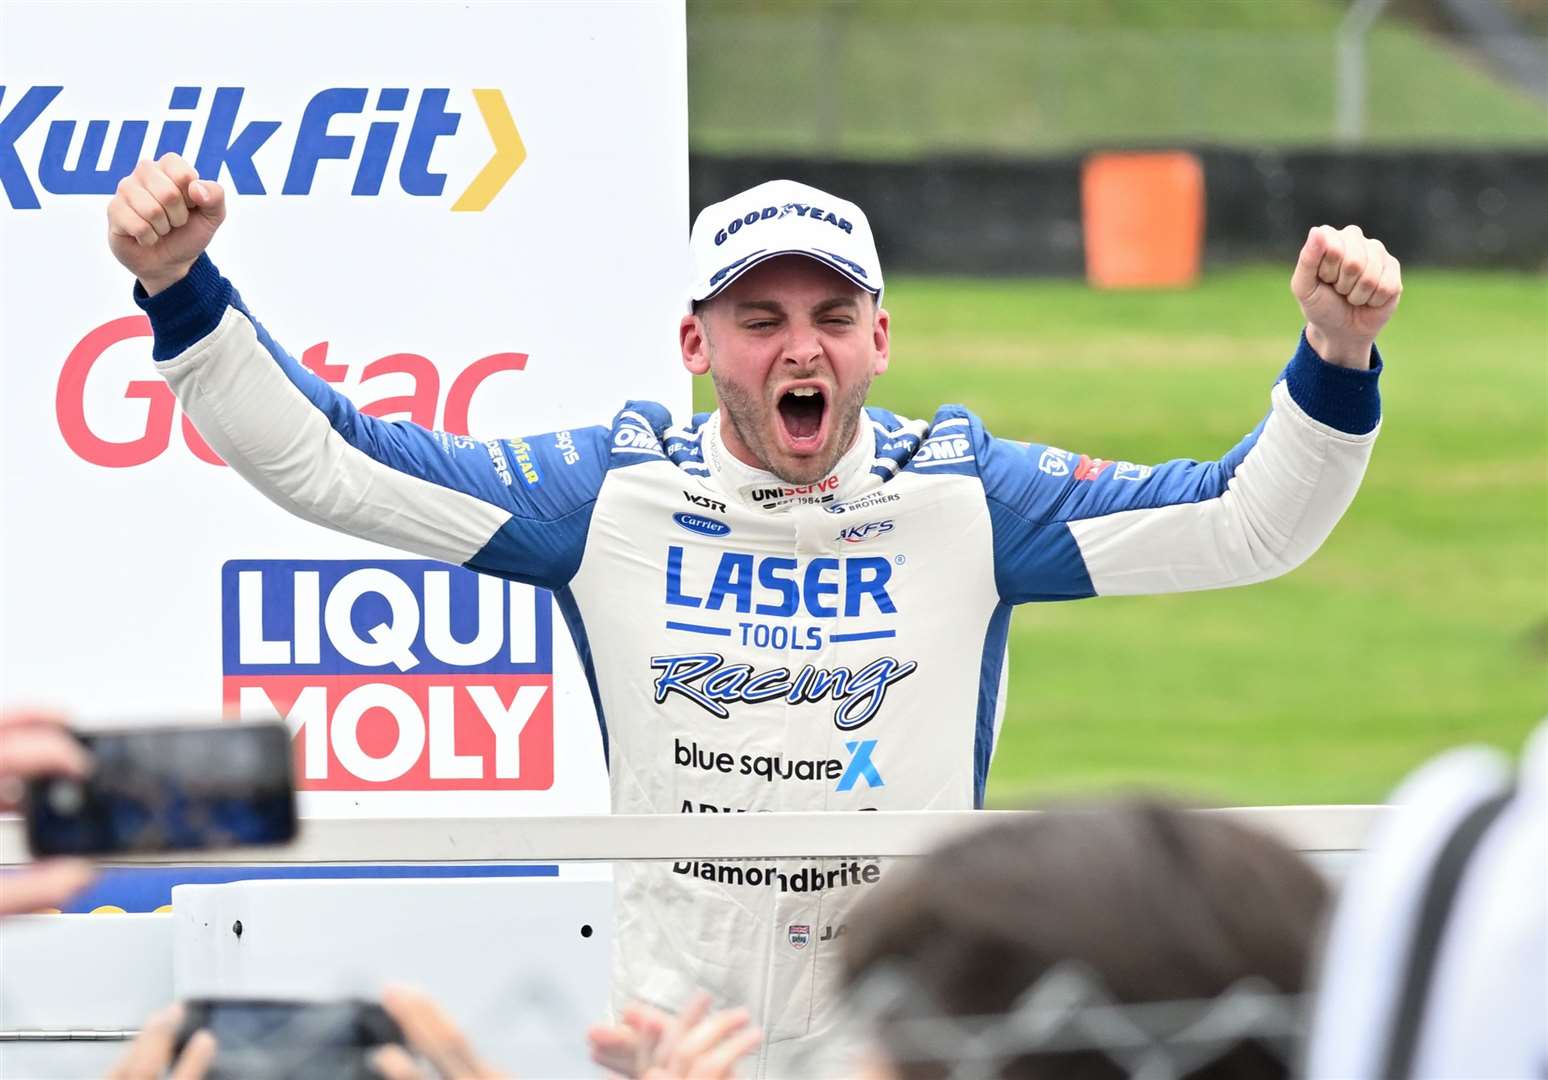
107 157 1398 1075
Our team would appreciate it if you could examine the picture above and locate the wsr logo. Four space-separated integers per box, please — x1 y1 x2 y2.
224 559 554 791
1 85 523 210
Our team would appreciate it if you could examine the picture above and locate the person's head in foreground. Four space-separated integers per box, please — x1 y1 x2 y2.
681 179 890 485
840 800 1330 1080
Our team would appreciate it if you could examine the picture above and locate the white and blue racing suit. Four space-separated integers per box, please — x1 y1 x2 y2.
137 254 1382 1075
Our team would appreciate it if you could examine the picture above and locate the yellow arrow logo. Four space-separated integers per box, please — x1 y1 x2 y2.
452 89 525 212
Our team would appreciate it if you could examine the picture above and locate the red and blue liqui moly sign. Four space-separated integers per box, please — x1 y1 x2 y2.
224 560 554 790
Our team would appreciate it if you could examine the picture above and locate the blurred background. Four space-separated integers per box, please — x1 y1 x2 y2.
686 0 1548 806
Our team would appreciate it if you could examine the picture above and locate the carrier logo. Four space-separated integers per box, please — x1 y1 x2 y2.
674 513 731 538
223 560 554 790
836 520 894 545
1 85 523 211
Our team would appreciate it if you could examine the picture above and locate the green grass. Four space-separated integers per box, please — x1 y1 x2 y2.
688 1 1548 155
692 267 1548 805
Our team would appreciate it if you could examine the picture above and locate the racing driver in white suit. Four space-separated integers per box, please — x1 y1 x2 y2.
106 157 1401 1076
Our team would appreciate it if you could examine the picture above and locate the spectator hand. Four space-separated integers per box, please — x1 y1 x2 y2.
108 1004 217 1080
0 710 94 915
370 984 506 1079
590 992 761 1079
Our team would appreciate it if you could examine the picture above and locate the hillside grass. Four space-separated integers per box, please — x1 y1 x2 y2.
691 266 1548 805
688 0 1548 155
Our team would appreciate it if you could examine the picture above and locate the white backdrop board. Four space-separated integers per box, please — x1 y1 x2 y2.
0 0 690 822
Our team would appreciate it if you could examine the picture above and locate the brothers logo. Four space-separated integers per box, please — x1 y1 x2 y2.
1 85 523 210
223 559 554 791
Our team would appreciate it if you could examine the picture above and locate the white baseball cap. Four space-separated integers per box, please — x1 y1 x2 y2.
687 179 884 308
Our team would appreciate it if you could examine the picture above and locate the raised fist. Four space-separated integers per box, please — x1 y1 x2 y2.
1291 224 1403 369
107 153 226 296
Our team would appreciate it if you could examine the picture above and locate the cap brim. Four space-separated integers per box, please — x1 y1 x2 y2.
690 248 881 308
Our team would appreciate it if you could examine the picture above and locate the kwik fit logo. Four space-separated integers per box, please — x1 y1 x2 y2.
0 86 524 210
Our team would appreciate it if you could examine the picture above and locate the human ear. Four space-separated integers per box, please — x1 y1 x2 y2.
680 314 711 376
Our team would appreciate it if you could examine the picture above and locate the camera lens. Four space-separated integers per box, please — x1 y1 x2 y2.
46 778 85 816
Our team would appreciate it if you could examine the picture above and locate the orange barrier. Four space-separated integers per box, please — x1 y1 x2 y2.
1081 151 1205 288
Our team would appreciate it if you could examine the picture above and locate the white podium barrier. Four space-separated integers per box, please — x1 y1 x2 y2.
0 807 1385 1078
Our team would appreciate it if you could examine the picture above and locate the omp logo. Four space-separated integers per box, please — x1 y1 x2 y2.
1 85 524 210
911 434 973 467
224 560 554 791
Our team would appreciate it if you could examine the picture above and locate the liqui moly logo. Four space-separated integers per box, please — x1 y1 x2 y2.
223 559 554 791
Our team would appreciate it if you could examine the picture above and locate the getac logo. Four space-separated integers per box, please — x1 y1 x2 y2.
713 201 854 246
1 85 523 211
836 520 894 545
683 491 728 514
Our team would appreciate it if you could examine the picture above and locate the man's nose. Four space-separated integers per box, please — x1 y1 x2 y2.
780 324 822 368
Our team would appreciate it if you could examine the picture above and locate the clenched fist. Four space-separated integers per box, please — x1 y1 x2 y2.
107 153 226 297
1291 224 1403 370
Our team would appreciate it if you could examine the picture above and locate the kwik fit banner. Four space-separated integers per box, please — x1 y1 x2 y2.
0 0 690 818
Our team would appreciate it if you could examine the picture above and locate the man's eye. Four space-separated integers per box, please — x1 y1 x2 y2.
744 321 777 331
824 318 854 328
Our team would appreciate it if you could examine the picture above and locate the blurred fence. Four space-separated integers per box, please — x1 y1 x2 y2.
688 12 1548 157
692 148 1548 272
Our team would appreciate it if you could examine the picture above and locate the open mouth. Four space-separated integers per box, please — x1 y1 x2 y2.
776 386 827 451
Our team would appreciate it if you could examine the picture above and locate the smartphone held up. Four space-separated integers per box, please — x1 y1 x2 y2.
24 721 297 857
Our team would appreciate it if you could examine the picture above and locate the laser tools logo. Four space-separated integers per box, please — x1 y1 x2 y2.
223 560 555 791
0 85 524 211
